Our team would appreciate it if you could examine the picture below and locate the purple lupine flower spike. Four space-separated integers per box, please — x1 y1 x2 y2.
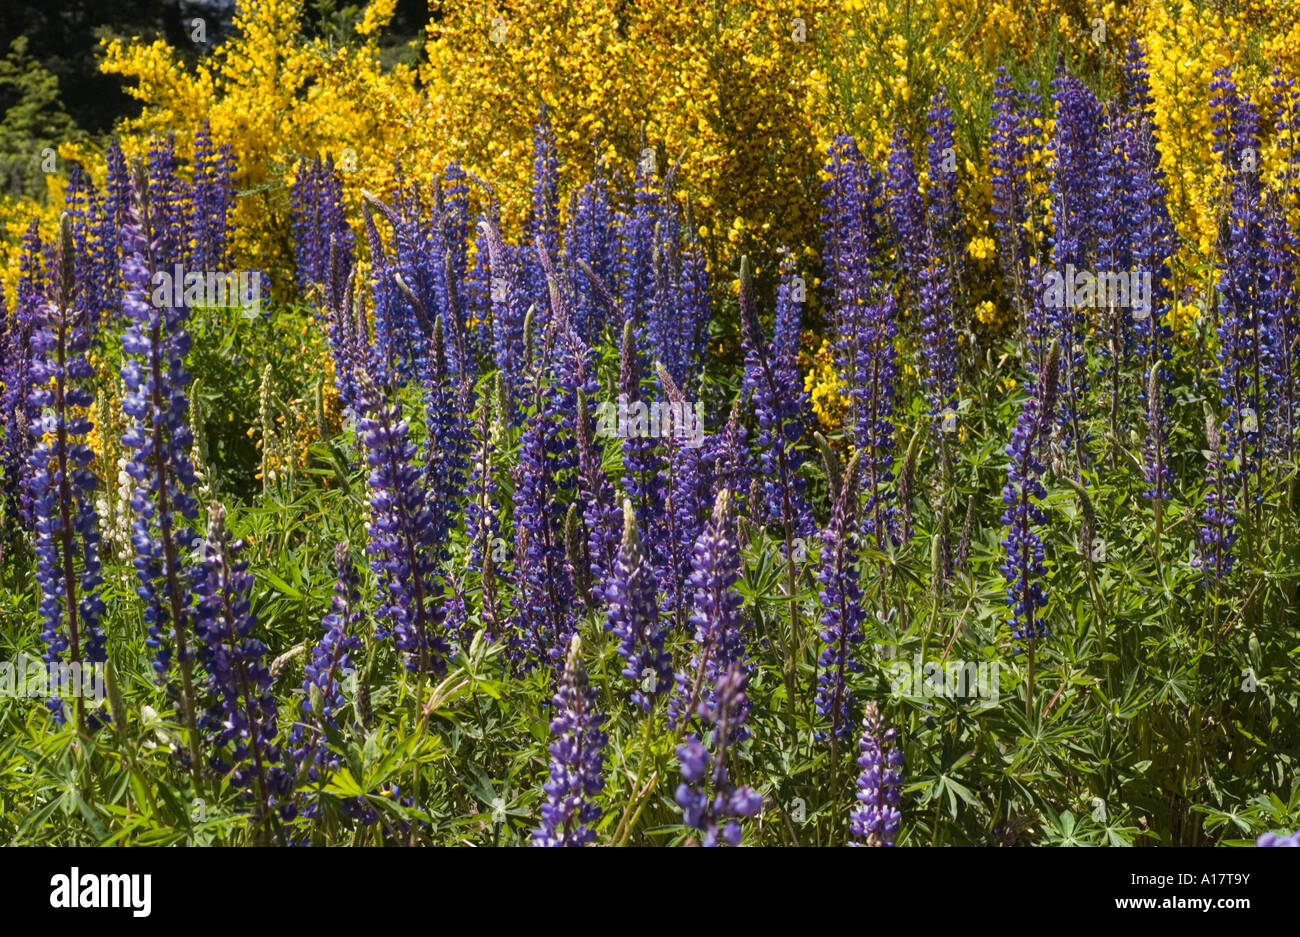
738 255 813 540
918 224 958 431
420 320 471 634
1000 343 1059 647
669 489 750 736
3 221 45 532
355 369 449 674
886 123 927 298
27 214 107 726
1210 68 1268 519
675 661 763 847
564 156 616 343
525 104 561 326
616 127 661 328
1123 40 1176 499
574 383 621 603
853 282 900 548
650 360 705 626
193 504 295 826
533 635 607 847
926 89 965 293
605 500 673 711
1046 63 1101 457
292 153 353 303
815 451 864 741
990 69 1046 362
119 161 205 774
1197 414 1237 580
509 304 578 670
850 702 904 846
190 121 236 272
290 541 363 779
618 317 665 530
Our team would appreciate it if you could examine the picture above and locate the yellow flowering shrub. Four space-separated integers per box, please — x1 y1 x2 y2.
803 336 849 435
5 0 1300 449
50 0 842 287
93 0 417 283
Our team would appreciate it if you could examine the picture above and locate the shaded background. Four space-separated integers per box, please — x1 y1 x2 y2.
0 0 429 198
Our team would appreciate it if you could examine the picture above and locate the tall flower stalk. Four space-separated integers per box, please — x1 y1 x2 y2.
119 163 204 781
533 635 607 847
1000 343 1059 716
355 370 448 675
849 702 904 847
815 450 864 745
28 214 107 727
605 500 672 712
669 489 749 737
193 504 294 836
674 662 762 847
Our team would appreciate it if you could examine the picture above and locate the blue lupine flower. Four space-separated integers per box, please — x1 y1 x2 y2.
2 221 44 530
27 215 107 725
509 313 578 669
479 217 528 399
533 635 607 847
926 89 964 282
1122 41 1176 500
618 318 665 535
815 454 864 740
564 160 617 344
853 282 900 548
525 105 561 325
886 124 927 296
1211 68 1268 514
290 541 363 778
193 504 295 823
1047 64 1102 455
615 135 661 329
669 490 750 736
918 225 958 429
1000 345 1058 645
190 121 235 272
355 370 449 674
849 702 904 846
291 153 353 301
674 662 763 847
119 169 204 765
1197 414 1238 581
605 500 672 711
739 255 813 541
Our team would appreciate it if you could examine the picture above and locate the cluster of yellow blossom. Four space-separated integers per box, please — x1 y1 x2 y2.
802 335 848 435
3 0 1300 449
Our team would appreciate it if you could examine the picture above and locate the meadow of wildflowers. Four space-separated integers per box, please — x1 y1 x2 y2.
1 0 1299 851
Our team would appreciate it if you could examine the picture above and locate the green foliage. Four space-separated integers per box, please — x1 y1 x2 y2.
2 290 1298 847
0 38 84 203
